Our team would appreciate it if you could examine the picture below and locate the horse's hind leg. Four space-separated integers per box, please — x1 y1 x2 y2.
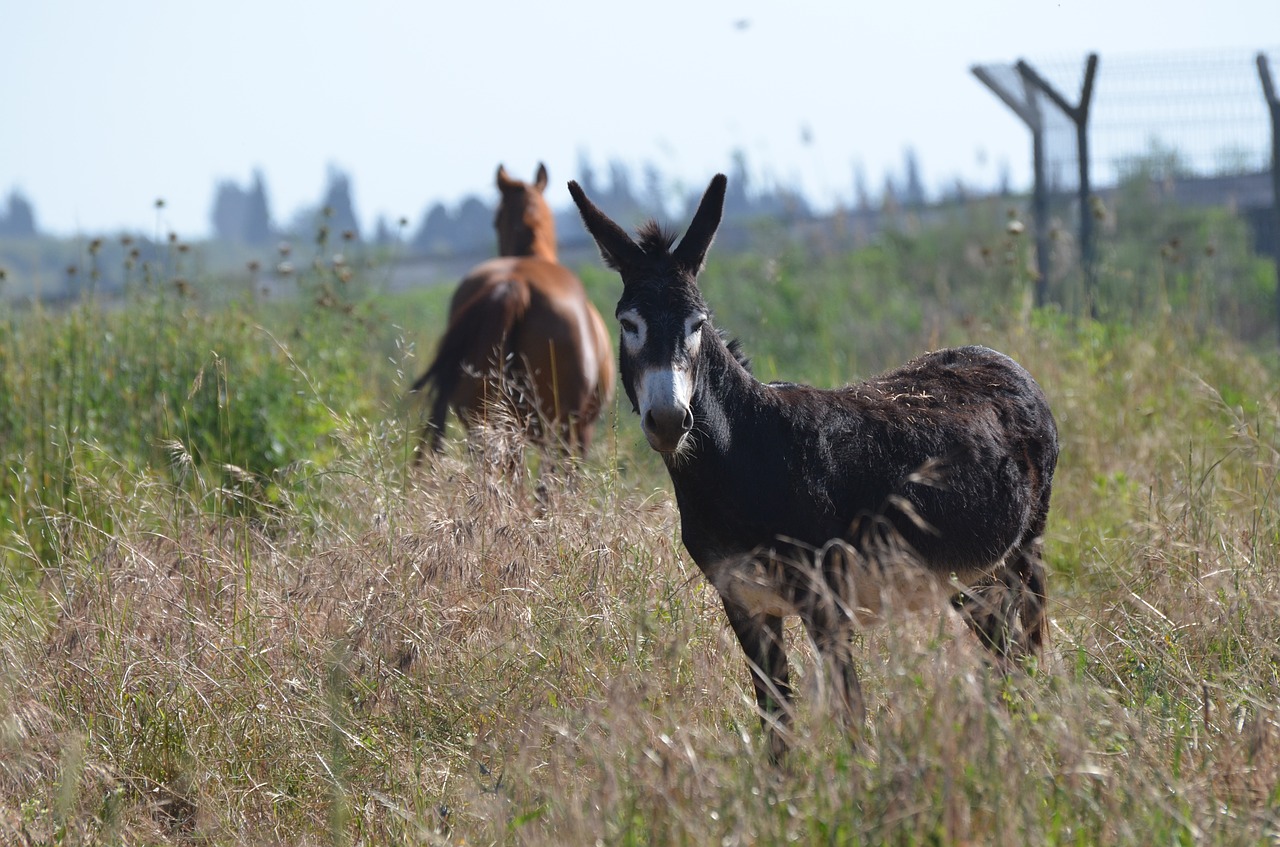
413 394 452 466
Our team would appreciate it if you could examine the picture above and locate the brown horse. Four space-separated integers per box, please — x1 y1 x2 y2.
411 164 614 462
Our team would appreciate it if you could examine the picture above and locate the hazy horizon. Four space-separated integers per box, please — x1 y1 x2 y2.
5 0 1278 239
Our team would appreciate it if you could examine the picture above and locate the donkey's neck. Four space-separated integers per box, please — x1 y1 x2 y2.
661 332 851 565
663 332 772 506
682 331 758 460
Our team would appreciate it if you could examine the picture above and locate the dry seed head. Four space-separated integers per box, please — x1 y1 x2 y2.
88 238 103 254
342 229 355 242
277 241 292 256
154 198 165 208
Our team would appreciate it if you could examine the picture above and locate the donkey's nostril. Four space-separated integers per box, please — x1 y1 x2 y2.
643 404 693 451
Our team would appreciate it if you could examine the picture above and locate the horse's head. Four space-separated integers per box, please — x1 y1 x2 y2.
569 174 727 455
495 163 558 262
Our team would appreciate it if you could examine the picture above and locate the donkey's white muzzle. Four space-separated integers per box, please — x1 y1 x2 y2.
637 367 694 453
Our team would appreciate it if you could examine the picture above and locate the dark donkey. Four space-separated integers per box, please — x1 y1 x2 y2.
569 174 1059 759
412 164 614 462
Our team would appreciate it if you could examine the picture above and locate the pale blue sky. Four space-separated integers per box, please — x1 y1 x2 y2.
4 0 1277 237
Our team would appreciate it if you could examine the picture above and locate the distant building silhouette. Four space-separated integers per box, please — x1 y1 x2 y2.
320 167 361 241
210 170 273 244
411 196 494 256
0 190 37 237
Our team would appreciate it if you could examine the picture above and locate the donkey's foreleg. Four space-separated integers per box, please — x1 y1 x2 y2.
723 601 792 762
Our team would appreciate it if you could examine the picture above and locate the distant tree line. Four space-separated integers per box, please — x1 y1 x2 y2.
0 147 1000 252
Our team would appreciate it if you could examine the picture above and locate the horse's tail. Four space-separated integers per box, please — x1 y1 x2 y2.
411 279 531 460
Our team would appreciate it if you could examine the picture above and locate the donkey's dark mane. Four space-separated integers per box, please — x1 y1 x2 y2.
636 221 679 257
724 334 751 373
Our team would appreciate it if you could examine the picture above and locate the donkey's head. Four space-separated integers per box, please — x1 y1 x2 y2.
569 174 727 454
495 163 557 261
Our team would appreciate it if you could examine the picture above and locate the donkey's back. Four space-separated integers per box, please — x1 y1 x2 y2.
819 345 1057 580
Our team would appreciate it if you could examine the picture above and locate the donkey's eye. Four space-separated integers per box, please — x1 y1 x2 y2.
620 318 639 335
690 316 707 333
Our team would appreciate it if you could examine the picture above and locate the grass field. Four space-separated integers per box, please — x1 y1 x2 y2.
2 195 1280 844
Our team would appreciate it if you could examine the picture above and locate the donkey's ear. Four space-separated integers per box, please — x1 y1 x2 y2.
496 164 517 191
672 174 727 276
568 180 645 272
534 163 549 192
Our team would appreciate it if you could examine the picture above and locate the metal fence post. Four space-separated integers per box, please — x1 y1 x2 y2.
1258 53 1280 345
971 65 1051 306
1017 54 1100 317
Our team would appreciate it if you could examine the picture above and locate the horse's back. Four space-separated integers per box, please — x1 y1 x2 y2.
446 255 613 446
508 258 607 421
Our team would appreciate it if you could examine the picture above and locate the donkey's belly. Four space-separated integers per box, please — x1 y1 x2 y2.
705 556 797 618
703 545 963 625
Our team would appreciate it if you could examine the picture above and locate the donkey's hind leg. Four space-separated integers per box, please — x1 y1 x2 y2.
1011 538 1049 657
954 539 1048 668
953 565 1021 669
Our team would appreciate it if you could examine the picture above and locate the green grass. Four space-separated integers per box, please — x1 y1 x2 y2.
2 195 1280 844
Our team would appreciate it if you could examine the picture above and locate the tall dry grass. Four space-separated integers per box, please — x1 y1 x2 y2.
3 186 1280 842
3 308 1280 844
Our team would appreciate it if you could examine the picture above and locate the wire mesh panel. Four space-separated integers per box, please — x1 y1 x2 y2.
1030 49 1279 191
974 48 1280 337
